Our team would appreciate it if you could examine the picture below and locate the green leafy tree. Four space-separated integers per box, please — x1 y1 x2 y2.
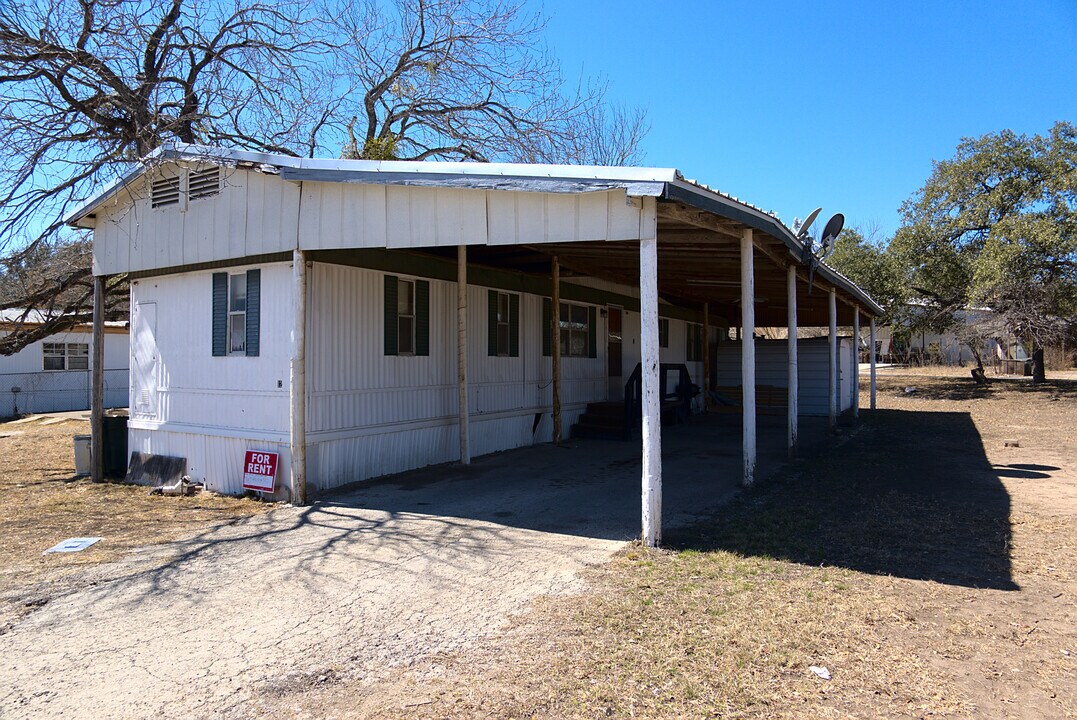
891 121 1077 381
825 225 909 323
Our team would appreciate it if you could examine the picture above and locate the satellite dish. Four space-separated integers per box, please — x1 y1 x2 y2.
820 212 844 246
795 207 822 238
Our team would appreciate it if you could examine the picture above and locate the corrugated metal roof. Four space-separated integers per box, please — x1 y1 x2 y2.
63 143 883 316
0 308 127 328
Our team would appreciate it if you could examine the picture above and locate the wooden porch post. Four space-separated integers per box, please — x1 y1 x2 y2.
290 249 308 505
828 287 838 429
551 256 562 445
457 245 470 464
702 302 710 408
870 316 878 410
786 265 798 458
741 229 756 486
91 275 105 483
640 236 662 547
852 306 861 419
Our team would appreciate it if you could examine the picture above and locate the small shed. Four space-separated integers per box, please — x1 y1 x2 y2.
67 144 883 545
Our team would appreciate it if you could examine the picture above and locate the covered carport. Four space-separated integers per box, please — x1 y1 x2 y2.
389 176 884 547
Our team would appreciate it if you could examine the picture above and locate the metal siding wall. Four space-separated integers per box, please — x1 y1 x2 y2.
128 427 290 496
305 261 606 491
128 263 292 435
713 339 841 417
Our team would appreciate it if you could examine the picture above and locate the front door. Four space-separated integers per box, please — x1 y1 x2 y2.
607 305 623 400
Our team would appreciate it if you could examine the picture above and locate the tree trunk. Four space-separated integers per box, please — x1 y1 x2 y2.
1032 347 1046 383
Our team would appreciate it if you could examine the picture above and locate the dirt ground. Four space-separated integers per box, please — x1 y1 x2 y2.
1 370 1075 719
251 369 1077 719
0 415 271 630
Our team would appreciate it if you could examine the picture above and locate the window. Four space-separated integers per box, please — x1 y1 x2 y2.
68 343 89 370
542 299 595 358
658 318 670 348
42 342 89 371
384 275 430 356
228 273 247 354
686 323 704 362
397 279 416 355
212 269 260 357
560 301 590 358
488 290 519 357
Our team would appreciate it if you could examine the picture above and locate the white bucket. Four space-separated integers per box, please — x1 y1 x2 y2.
73 435 92 476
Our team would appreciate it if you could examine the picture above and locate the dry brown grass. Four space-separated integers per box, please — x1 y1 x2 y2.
0 416 271 627
268 373 1077 719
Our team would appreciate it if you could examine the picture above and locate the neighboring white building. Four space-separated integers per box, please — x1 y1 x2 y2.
67 144 880 508
0 309 129 417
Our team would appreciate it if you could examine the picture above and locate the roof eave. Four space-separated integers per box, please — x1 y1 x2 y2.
662 179 884 317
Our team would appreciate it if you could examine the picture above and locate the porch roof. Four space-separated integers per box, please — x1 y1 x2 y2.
66 143 882 325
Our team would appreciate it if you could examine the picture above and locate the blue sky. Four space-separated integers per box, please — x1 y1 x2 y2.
537 0 1077 238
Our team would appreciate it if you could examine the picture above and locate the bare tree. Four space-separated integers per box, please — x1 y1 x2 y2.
0 0 332 350
0 0 648 355
333 0 648 164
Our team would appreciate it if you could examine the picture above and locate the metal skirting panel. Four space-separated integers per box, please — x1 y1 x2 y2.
128 427 291 498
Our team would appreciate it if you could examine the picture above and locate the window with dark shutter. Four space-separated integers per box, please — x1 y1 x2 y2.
245 269 260 356
385 275 429 356
488 290 519 357
212 270 259 357
212 273 228 356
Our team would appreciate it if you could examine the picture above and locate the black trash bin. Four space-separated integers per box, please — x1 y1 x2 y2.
102 410 129 479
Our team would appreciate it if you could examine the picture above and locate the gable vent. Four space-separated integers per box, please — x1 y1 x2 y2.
188 167 221 200
150 176 181 208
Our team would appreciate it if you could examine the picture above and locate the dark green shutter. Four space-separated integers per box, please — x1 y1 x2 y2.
587 306 597 358
384 275 398 355
487 289 498 356
542 297 552 357
509 293 520 357
245 268 260 357
212 272 227 356
415 279 430 356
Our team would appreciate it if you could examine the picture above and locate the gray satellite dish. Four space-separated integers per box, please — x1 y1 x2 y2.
796 207 822 238
820 213 844 247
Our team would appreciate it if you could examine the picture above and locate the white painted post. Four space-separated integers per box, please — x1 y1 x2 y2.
786 265 798 458
290 249 308 505
828 288 838 429
852 306 860 419
870 316 877 410
91 275 105 483
551 257 562 445
457 245 470 465
640 236 662 547
741 229 756 486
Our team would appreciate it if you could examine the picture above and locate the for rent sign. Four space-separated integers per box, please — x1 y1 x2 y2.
242 450 278 492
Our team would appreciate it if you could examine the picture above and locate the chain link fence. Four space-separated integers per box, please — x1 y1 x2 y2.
0 369 128 418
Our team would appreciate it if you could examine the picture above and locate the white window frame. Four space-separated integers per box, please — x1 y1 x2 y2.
228 273 247 355
397 278 416 356
42 342 90 371
495 291 511 357
559 301 590 358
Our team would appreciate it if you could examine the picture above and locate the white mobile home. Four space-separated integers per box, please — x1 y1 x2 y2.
68 144 882 544
0 309 128 417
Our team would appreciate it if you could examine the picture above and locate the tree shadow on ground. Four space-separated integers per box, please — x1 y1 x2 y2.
666 408 1018 591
